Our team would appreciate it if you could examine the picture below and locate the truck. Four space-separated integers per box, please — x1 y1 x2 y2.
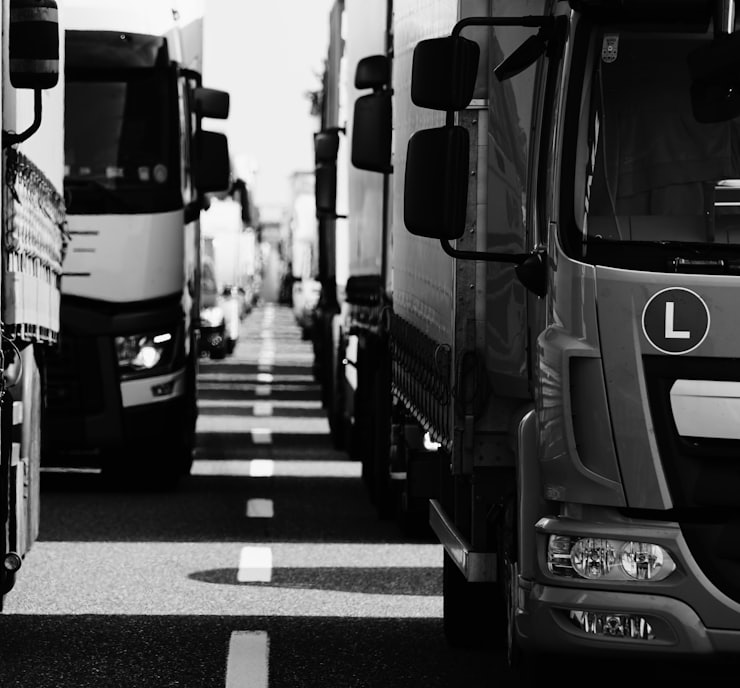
199 182 260 356
288 171 322 340
319 0 740 674
43 0 231 487
312 0 392 496
0 0 68 603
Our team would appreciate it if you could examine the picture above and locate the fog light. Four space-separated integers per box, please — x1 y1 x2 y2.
569 610 654 640
151 381 175 397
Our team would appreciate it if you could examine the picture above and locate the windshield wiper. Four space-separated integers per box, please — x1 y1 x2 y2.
671 257 740 274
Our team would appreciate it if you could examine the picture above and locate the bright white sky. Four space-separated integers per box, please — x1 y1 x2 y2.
202 1 335 215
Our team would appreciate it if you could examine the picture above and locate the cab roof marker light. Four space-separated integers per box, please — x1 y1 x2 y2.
547 535 677 582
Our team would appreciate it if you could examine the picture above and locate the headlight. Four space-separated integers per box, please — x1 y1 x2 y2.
200 306 224 327
115 330 176 374
548 535 676 582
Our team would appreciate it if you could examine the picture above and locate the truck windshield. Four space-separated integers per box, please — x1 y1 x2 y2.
573 25 740 270
64 69 181 215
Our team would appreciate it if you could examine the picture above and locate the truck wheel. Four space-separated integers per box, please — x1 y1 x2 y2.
371 345 393 518
499 494 542 681
442 550 500 648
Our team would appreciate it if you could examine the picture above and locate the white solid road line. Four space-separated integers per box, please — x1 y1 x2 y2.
237 546 273 582
246 498 274 518
225 631 269 688
249 459 274 477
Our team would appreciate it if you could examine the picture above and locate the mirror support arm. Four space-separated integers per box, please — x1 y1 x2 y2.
3 90 42 148
440 238 525 264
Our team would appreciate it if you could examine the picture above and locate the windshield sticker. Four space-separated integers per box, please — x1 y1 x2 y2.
153 164 168 183
138 166 151 182
602 34 619 63
105 166 124 179
642 287 710 355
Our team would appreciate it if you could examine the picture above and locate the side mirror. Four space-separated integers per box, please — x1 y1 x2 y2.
355 54 390 90
351 91 392 173
194 87 230 119
404 125 469 239
194 130 231 193
314 129 340 164
9 0 59 90
315 163 337 217
411 36 479 111
688 33 740 122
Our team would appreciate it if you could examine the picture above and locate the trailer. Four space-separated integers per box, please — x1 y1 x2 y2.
43 0 230 486
321 0 740 676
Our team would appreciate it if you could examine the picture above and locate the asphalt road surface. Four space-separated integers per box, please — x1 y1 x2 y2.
0 303 500 688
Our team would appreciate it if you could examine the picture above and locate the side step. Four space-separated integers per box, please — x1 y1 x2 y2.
429 499 497 583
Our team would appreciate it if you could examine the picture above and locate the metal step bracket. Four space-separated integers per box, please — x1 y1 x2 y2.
429 499 497 582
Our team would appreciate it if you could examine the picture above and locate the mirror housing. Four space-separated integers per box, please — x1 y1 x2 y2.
315 163 337 217
688 32 740 122
351 91 392 173
9 0 59 90
314 129 340 164
194 87 230 119
194 130 231 193
404 125 469 239
411 36 479 111
355 54 390 90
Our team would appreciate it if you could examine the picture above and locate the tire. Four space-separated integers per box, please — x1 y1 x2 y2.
328 338 347 451
210 345 227 360
442 550 500 649
499 493 541 683
371 340 393 518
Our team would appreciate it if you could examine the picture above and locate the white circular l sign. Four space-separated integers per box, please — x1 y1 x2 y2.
641 287 710 355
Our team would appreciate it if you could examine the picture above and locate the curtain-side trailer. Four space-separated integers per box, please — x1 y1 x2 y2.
0 0 67 604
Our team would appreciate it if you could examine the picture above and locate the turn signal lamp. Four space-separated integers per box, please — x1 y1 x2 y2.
548 535 676 582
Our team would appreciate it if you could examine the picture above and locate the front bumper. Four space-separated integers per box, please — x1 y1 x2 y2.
44 367 187 463
519 580 740 657
518 514 740 658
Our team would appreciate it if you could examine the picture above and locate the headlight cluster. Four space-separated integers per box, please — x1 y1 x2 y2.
548 535 676 582
200 306 225 328
115 330 176 375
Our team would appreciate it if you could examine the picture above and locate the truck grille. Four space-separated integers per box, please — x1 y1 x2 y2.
45 335 104 413
643 354 740 603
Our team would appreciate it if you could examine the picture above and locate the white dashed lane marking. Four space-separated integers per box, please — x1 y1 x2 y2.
237 546 273 583
225 631 269 688
250 428 272 444
246 499 274 519
249 460 274 477
253 402 273 417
